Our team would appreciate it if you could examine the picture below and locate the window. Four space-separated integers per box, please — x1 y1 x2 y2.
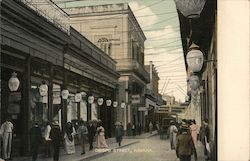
97 37 112 56
52 84 61 127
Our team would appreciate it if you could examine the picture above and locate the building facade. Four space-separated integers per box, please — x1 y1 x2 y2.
144 61 161 130
1 0 119 156
62 3 150 131
175 0 217 160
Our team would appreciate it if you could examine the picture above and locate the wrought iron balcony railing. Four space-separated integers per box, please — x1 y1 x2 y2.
20 0 70 34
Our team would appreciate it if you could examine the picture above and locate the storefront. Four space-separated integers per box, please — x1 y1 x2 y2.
1 0 119 157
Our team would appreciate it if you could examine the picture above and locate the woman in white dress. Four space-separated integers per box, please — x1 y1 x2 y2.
64 122 76 154
96 122 108 148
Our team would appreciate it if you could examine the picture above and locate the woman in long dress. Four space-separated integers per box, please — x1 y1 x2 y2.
64 122 76 154
190 120 199 147
96 123 108 148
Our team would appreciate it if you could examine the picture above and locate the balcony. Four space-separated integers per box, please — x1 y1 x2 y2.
116 58 150 83
20 0 70 34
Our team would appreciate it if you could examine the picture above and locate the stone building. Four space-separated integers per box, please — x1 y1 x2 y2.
62 3 150 131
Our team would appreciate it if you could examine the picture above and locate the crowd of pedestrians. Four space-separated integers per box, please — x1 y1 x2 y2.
0 118 123 161
165 118 211 161
27 119 124 161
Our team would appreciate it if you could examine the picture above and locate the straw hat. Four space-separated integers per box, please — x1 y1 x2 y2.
52 120 59 126
115 121 122 126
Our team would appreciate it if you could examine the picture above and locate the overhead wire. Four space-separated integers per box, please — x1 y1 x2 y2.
132 0 165 13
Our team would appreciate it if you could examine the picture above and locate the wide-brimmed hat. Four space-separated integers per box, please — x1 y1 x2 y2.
115 121 122 126
180 124 189 130
52 121 59 125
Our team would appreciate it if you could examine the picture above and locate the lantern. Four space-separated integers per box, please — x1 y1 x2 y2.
113 101 118 108
97 98 104 105
75 93 82 102
121 102 126 109
39 81 48 96
61 89 69 99
189 75 200 90
174 0 206 18
106 100 112 106
8 72 20 92
186 49 204 73
88 96 94 104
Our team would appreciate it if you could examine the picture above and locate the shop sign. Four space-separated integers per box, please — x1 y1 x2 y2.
131 94 140 104
8 92 21 102
8 103 20 114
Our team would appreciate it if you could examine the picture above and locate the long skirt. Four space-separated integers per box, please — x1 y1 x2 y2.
64 135 76 154
97 134 108 148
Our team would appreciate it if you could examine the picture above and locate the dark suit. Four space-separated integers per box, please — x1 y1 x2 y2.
49 125 62 161
87 124 96 150
30 126 42 161
176 132 197 161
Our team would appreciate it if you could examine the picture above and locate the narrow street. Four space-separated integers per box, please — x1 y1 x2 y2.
12 134 206 161
92 135 204 161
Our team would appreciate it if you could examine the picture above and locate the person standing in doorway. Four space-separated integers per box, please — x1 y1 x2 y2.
30 122 43 161
0 117 13 160
49 121 62 161
87 121 96 151
44 122 51 157
77 120 88 155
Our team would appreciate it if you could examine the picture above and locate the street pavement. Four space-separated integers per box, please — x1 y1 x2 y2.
92 135 206 161
12 132 207 161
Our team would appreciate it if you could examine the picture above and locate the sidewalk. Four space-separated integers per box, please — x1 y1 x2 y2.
11 132 156 161
123 130 158 139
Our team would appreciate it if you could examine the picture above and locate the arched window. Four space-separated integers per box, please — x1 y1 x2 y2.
97 37 112 56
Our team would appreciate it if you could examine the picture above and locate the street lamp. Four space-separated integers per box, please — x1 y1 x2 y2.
121 101 126 109
61 89 69 100
8 72 20 92
39 81 48 96
113 101 118 108
106 99 112 106
186 45 204 73
97 98 104 106
174 0 206 18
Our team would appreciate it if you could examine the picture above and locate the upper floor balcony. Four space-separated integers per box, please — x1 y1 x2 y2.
116 58 150 83
20 0 70 34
